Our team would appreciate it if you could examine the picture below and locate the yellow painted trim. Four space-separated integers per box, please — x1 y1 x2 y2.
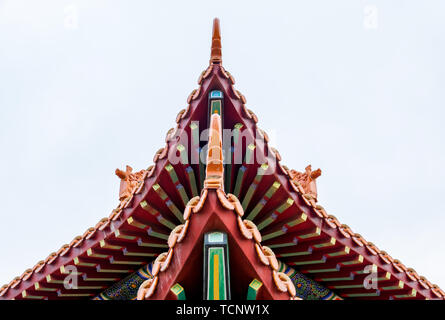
214 254 219 300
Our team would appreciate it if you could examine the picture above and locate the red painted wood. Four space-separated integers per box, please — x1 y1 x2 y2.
149 191 289 300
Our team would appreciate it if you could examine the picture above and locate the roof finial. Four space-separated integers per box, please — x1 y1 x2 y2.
210 18 222 64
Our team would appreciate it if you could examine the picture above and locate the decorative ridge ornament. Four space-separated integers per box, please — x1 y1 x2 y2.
289 165 321 201
115 165 147 201
210 18 222 64
204 113 224 189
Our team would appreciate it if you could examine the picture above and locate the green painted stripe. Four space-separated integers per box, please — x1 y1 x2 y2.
341 255 363 265
97 268 131 274
190 122 201 191
177 144 188 164
257 198 293 230
305 268 339 273
22 292 45 300
207 247 226 300
190 122 199 146
247 279 263 300
381 281 404 291
153 184 184 223
245 144 256 164
393 289 416 298
246 181 280 221
312 238 336 248
242 163 268 210
186 166 199 197
257 217 275 231
267 242 296 249
165 164 179 183
291 257 326 266
123 251 156 257
224 146 232 192
167 201 185 223
344 292 380 298
326 247 350 257
265 181 281 198
286 214 308 227
260 214 306 241
140 201 157 215
210 100 222 115
233 123 244 145
153 184 167 200
170 283 186 300
233 166 247 197
158 216 177 230
83 277 119 282
278 249 312 258
176 185 190 207
331 284 364 289
261 229 286 241
147 228 169 240
318 276 354 282
199 147 205 189
230 123 244 193
137 240 168 248
165 164 190 207
298 227 321 239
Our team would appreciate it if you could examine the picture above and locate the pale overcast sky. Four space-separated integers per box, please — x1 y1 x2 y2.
1 0 444 290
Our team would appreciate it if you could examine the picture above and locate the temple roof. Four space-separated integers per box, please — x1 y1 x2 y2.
1 18 444 300
137 105 300 300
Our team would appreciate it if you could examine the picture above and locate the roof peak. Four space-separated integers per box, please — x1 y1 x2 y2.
210 18 222 64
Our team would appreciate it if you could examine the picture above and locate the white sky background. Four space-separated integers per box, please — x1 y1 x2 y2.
0 0 444 290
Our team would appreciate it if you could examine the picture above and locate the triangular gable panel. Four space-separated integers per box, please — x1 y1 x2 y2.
137 189 292 300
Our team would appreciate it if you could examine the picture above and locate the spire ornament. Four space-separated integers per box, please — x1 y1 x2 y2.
210 18 222 64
